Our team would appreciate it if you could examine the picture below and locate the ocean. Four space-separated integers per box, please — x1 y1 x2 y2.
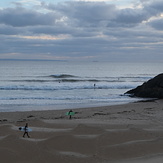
0 60 162 112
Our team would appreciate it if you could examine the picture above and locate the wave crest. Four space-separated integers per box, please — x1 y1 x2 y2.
0 83 136 91
50 74 77 78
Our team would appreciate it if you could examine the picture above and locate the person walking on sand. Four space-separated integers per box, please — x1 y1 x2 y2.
23 123 30 138
68 110 73 119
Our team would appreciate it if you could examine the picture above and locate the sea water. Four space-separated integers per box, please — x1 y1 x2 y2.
0 60 162 112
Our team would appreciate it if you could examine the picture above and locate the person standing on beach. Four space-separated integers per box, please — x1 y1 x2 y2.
23 123 30 138
68 110 73 119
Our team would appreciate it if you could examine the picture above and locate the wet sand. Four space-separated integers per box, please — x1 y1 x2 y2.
0 99 163 163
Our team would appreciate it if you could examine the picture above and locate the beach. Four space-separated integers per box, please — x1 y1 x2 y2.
0 100 163 162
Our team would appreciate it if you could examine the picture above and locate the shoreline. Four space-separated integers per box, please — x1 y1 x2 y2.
0 98 159 123
1 99 163 162
0 97 152 113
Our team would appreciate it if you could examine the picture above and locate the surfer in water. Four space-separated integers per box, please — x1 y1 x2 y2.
23 123 30 138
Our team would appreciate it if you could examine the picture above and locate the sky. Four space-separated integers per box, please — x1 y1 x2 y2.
0 0 163 62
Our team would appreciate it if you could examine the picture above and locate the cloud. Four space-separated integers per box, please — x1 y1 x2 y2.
1 1 162 29
0 7 57 27
144 0 163 14
0 0 163 61
0 24 21 35
41 1 118 27
148 17 163 30
113 8 149 26
41 1 161 28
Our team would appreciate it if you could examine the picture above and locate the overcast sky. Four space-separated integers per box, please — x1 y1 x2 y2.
0 0 163 62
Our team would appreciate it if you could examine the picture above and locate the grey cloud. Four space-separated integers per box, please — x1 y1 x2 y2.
143 0 163 30
0 24 21 35
114 8 148 27
42 1 160 28
43 2 118 27
148 18 163 30
29 25 100 37
0 0 163 62
0 7 58 27
144 0 163 15
0 1 162 31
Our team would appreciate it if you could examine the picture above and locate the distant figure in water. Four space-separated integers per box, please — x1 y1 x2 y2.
68 110 73 119
94 84 96 89
23 123 30 138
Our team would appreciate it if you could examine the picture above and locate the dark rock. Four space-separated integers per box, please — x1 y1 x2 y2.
27 115 35 118
125 73 163 98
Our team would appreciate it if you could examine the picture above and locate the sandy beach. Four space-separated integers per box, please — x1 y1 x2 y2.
1 100 163 163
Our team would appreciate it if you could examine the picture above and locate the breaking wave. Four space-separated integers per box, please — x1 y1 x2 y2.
49 74 77 78
0 82 139 91
3 73 152 83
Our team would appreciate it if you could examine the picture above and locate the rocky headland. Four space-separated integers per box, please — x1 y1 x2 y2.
125 73 163 98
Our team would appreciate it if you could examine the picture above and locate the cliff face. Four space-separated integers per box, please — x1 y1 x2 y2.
125 73 163 98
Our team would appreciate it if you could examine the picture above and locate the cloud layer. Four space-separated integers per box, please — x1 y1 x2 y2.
0 0 163 61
